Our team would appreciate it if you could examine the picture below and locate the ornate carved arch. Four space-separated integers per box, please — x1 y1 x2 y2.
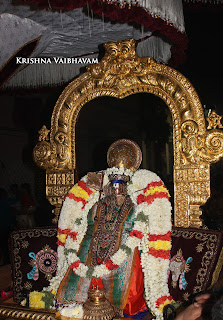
34 39 223 226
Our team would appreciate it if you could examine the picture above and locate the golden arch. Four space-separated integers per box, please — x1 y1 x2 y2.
34 39 223 226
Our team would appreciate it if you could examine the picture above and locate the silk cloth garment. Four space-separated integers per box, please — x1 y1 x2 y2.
57 205 147 316
123 248 148 316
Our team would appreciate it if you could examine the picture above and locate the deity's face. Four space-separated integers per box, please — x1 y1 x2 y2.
111 182 126 196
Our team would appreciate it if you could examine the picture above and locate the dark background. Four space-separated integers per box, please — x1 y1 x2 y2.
180 5 223 113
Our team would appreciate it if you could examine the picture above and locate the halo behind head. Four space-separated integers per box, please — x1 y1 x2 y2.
107 139 142 172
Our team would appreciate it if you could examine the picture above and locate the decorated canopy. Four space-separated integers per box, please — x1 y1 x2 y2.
0 0 187 89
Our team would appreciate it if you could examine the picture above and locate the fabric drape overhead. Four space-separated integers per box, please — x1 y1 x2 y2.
0 0 187 89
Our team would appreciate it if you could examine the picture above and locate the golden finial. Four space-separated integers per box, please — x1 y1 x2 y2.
206 110 223 130
38 125 50 141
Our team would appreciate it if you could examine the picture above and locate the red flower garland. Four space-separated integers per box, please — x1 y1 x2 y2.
144 180 164 191
148 247 170 260
57 228 71 246
104 258 119 271
70 260 81 270
129 229 144 239
57 240 66 247
137 192 169 205
68 231 78 241
156 295 173 308
66 193 87 207
78 181 94 196
57 228 71 235
148 231 171 242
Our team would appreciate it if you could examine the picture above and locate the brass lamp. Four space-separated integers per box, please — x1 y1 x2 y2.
83 285 115 320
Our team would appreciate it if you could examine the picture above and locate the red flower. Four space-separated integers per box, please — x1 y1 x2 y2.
78 180 94 195
148 231 171 242
137 192 169 205
57 240 65 247
70 260 81 270
144 181 163 192
137 194 146 204
66 193 87 207
68 232 78 241
148 248 170 259
156 295 172 308
104 259 119 271
129 230 144 239
57 228 71 235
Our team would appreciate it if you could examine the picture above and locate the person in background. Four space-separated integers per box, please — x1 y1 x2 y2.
175 291 223 320
17 183 36 228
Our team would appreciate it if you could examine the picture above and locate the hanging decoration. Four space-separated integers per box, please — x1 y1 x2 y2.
0 0 187 89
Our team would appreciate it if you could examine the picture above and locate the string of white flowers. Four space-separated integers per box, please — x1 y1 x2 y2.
106 166 134 178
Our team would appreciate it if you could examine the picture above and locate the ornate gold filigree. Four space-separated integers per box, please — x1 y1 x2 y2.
174 164 210 227
38 125 50 141
33 130 71 170
46 170 75 223
181 120 223 165
33 38 223 227
207 110 223 130
83 286 115 320
0 304 56 320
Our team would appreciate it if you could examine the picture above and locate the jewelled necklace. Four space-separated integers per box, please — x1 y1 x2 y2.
90 195 133 266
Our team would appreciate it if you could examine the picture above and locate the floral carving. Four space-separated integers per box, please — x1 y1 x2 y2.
181 120 223 165
207 110 223 130
33 130 70 170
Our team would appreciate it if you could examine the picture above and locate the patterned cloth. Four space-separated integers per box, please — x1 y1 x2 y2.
10 227 58 303
168 227 223 302
10 225 223 306
56 206 140 313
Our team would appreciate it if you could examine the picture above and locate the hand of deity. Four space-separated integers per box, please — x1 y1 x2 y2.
175 293 210 320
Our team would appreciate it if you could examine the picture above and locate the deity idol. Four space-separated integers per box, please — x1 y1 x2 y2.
47 139 173 320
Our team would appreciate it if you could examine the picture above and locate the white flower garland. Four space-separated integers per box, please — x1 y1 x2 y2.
50 167 172 320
